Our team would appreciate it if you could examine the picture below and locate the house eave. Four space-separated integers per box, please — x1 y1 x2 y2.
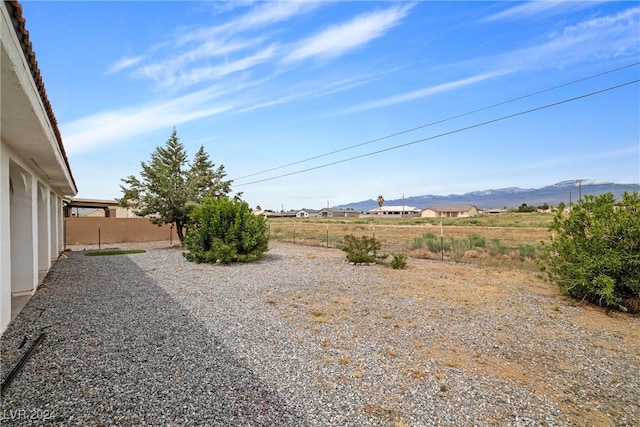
1 1 77 196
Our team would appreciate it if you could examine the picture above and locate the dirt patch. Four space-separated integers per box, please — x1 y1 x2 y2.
278 244 639 426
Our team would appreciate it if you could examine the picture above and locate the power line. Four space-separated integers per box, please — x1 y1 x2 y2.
233 62 639 181
235 79 639 187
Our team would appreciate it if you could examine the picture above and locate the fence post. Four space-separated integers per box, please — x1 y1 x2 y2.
373 226 375 242
326 225 329 248
440 221 444 261
98 223 101 250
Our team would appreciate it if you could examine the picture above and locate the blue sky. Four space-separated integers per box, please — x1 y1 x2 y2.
21 1 640 210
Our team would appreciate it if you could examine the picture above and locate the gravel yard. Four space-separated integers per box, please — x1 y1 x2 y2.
1 241 638 426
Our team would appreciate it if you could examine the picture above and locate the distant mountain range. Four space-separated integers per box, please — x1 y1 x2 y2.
335 180 640 211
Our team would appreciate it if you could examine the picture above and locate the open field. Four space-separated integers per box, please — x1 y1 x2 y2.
268 213 553 268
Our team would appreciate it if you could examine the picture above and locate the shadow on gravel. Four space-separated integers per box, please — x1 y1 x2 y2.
0 251 303 425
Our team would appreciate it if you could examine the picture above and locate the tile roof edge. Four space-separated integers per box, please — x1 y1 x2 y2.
6 0 78 194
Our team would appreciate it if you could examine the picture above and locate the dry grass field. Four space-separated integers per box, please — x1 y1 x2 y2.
267 212 553 270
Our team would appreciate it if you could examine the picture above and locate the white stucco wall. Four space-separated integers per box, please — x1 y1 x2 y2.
1 1 76 333
1 142 68 332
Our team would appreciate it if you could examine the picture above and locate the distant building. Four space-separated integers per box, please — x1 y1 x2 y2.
258 210 296 218
367 205 421 217
421 205 479 218
319 208 359 218
65 198 119 218
1 1 77 332
484 208 508 215
296 208 321 218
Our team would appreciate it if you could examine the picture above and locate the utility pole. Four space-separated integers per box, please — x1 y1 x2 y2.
578 179 582 203
402 193 405 217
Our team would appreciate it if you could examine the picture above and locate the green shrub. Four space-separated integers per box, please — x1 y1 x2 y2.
422 233 451 252
412 236 424 249
542 192 640 311
391 253 408 269
468 234 486 248
426 236 443 252
518 244 537 259
183 196 269 264
341 234 387 264
488 238 508 255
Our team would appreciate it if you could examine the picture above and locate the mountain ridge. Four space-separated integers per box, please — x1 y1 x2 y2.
335 180 640 211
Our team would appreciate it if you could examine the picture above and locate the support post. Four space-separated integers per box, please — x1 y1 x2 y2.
440 221 444 261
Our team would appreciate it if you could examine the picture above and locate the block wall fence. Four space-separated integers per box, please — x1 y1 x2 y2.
65 218 177 245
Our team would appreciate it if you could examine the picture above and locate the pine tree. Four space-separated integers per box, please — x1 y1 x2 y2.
118 129 232 243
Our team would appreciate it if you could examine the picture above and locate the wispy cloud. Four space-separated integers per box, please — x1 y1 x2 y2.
232 1 322 33
62 85 240 154
107 1 322 90
84 2 415 148
238 71 385 113
134 43 277 90
106 55 144 74
177 1 322 45
283 5 412 63
336 71 506 116
495 6 640 71
483 0 607 22
336 6 639 116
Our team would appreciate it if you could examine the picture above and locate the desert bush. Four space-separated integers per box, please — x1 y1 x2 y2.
413 233 489 259
518 244 537 259
542 191 640 312
412 232 452 253
468 234 486 248
341 234 387 264
391 252 408 269
183 196 269 264
427 235 446 252
487 238 508 255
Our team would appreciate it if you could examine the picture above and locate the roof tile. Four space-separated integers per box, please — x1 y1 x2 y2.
6 1 76 192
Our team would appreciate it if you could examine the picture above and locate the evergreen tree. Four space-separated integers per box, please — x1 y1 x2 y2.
118 129 232 243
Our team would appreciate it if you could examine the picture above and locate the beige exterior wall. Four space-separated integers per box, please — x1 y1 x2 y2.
421 206 479 218
65 218 177 245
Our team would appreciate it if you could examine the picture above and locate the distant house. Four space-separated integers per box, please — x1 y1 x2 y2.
260 211 296 218
319 208 359 218
367 205 421 217
484 208 508 215
421 205 479 218
296 208 321 218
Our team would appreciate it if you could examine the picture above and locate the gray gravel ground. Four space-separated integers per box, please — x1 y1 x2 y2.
1 241 638 426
